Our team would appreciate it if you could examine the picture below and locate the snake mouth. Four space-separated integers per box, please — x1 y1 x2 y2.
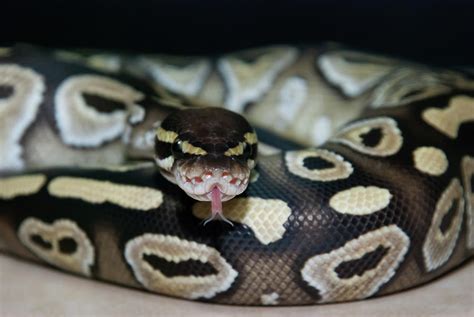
158 157 252 225
174 164 250 202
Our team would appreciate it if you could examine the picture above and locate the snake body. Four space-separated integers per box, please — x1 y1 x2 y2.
0 44 473 305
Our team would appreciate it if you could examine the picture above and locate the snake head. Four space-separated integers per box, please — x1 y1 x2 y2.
154 107 258 223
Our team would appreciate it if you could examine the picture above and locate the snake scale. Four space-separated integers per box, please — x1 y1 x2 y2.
0 43 473 306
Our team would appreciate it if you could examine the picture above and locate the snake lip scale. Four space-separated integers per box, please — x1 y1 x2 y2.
0 43 472 306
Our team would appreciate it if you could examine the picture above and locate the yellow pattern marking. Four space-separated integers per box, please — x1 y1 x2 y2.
0 47 11 56
18 218 94 276
413 147 448 176
423 178 465 271
0 174 46 199
125 234 238 299
301 225 409 303
156 127 178 143
329 186 392 215
225 142 245 156
331 117 402 157
285 149 353 182
244 132 258 145
462 156 474 249
181 141 207 155
422 95 474 139
193 197 291 245
48 177 163 210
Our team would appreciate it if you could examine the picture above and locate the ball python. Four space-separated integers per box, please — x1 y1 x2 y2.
0 43 473 306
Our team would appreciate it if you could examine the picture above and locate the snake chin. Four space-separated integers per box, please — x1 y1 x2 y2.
173 165 250 202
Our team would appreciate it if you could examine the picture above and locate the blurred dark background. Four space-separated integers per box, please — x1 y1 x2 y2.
1 0 473 66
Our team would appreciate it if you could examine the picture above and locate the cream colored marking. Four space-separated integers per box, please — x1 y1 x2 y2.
97 161 155 172
285 149 353 182
318 50 395 97
86 54 122 73
423 178 465 271
250 170 260 183
139 57 211 96
193 197 291 245
301 225 409 303
0 64 45 170
422 95 474 139
370 68 462 108
462 156 474 249
331 117 403 157
0 47 11 56
225 142 245 156
155 156 175 171
128 104 145 124
260 292 279 305
247 159 256 169
181 141 207 155
258 143 281 156
311 116 333 146
413 147 448 176
276 76 307 127
156 127 178 143
18 218 94 276
54 50 121 73
125 234 238 299
0 174 46 199
54 50 83 63
329 186 392 215
244 132 258 145
48 177 163 211
54 75 144 147
218 46 297 113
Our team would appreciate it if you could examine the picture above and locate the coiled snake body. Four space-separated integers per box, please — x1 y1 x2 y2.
0 44 473 305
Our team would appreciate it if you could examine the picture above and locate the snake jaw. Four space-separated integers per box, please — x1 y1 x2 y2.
172 163 250 202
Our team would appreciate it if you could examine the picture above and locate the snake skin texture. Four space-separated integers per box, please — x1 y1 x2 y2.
0 44 473 305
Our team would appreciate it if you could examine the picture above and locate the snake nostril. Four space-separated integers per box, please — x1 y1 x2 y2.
222 171 231 181
230 178 239 185
194 177 203 183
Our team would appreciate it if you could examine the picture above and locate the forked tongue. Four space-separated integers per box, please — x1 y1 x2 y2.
211 186 222 215
203 186 233 226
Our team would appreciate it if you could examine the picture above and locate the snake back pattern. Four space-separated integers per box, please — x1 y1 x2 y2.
0 44 473 305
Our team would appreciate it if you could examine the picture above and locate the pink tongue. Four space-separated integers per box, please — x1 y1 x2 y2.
211 186 222 216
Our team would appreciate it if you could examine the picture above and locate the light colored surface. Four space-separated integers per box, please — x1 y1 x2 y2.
0 255 472 317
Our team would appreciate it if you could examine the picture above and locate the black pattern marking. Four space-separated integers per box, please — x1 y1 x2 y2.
58 237 78 254
439 200 459 235
155 139 173 159
334 245 389 279
0 85 13 99
30 234 52 250
360 128 383 148
303 157 335 170
143 254 218 278
82 93 126 113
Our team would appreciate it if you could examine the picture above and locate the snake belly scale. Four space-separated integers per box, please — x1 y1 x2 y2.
0 44 473 305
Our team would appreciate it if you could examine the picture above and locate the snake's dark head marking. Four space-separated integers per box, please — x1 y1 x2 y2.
155 107 258 223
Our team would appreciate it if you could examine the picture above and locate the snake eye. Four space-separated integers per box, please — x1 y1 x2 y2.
172 140 183 154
